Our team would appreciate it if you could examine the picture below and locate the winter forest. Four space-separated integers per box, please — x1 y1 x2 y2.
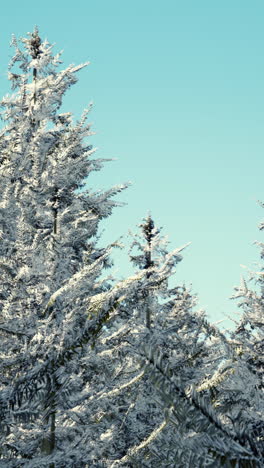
0 28 263 467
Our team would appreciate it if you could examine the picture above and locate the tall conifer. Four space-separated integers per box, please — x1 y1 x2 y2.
0 29 153 467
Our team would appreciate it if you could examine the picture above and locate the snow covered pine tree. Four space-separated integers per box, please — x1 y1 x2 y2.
86 215 232 467
121 216 232 467
87 216 195 466
0 29 158 467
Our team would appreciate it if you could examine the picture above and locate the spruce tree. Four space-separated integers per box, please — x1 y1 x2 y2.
0 29 155 467
92 216 225 466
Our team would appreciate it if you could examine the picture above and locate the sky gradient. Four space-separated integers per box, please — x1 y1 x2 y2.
1 1 264 328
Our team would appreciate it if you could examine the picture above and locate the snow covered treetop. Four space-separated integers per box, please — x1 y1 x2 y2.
8 27 87 79
1 27 89 127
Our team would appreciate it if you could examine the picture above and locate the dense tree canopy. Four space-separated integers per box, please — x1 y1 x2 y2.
0 29 263 468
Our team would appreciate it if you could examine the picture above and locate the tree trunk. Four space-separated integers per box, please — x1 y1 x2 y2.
41 409 56 467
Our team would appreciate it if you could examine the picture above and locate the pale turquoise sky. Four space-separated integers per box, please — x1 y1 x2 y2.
1 1 264 327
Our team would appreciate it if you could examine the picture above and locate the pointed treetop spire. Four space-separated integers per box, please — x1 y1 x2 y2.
28 26 42 59
140 214 155 245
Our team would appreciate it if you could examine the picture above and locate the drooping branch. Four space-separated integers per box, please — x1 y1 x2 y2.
141 344 258 465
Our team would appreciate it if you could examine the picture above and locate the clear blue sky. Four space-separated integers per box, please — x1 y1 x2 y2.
1 1 264 328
